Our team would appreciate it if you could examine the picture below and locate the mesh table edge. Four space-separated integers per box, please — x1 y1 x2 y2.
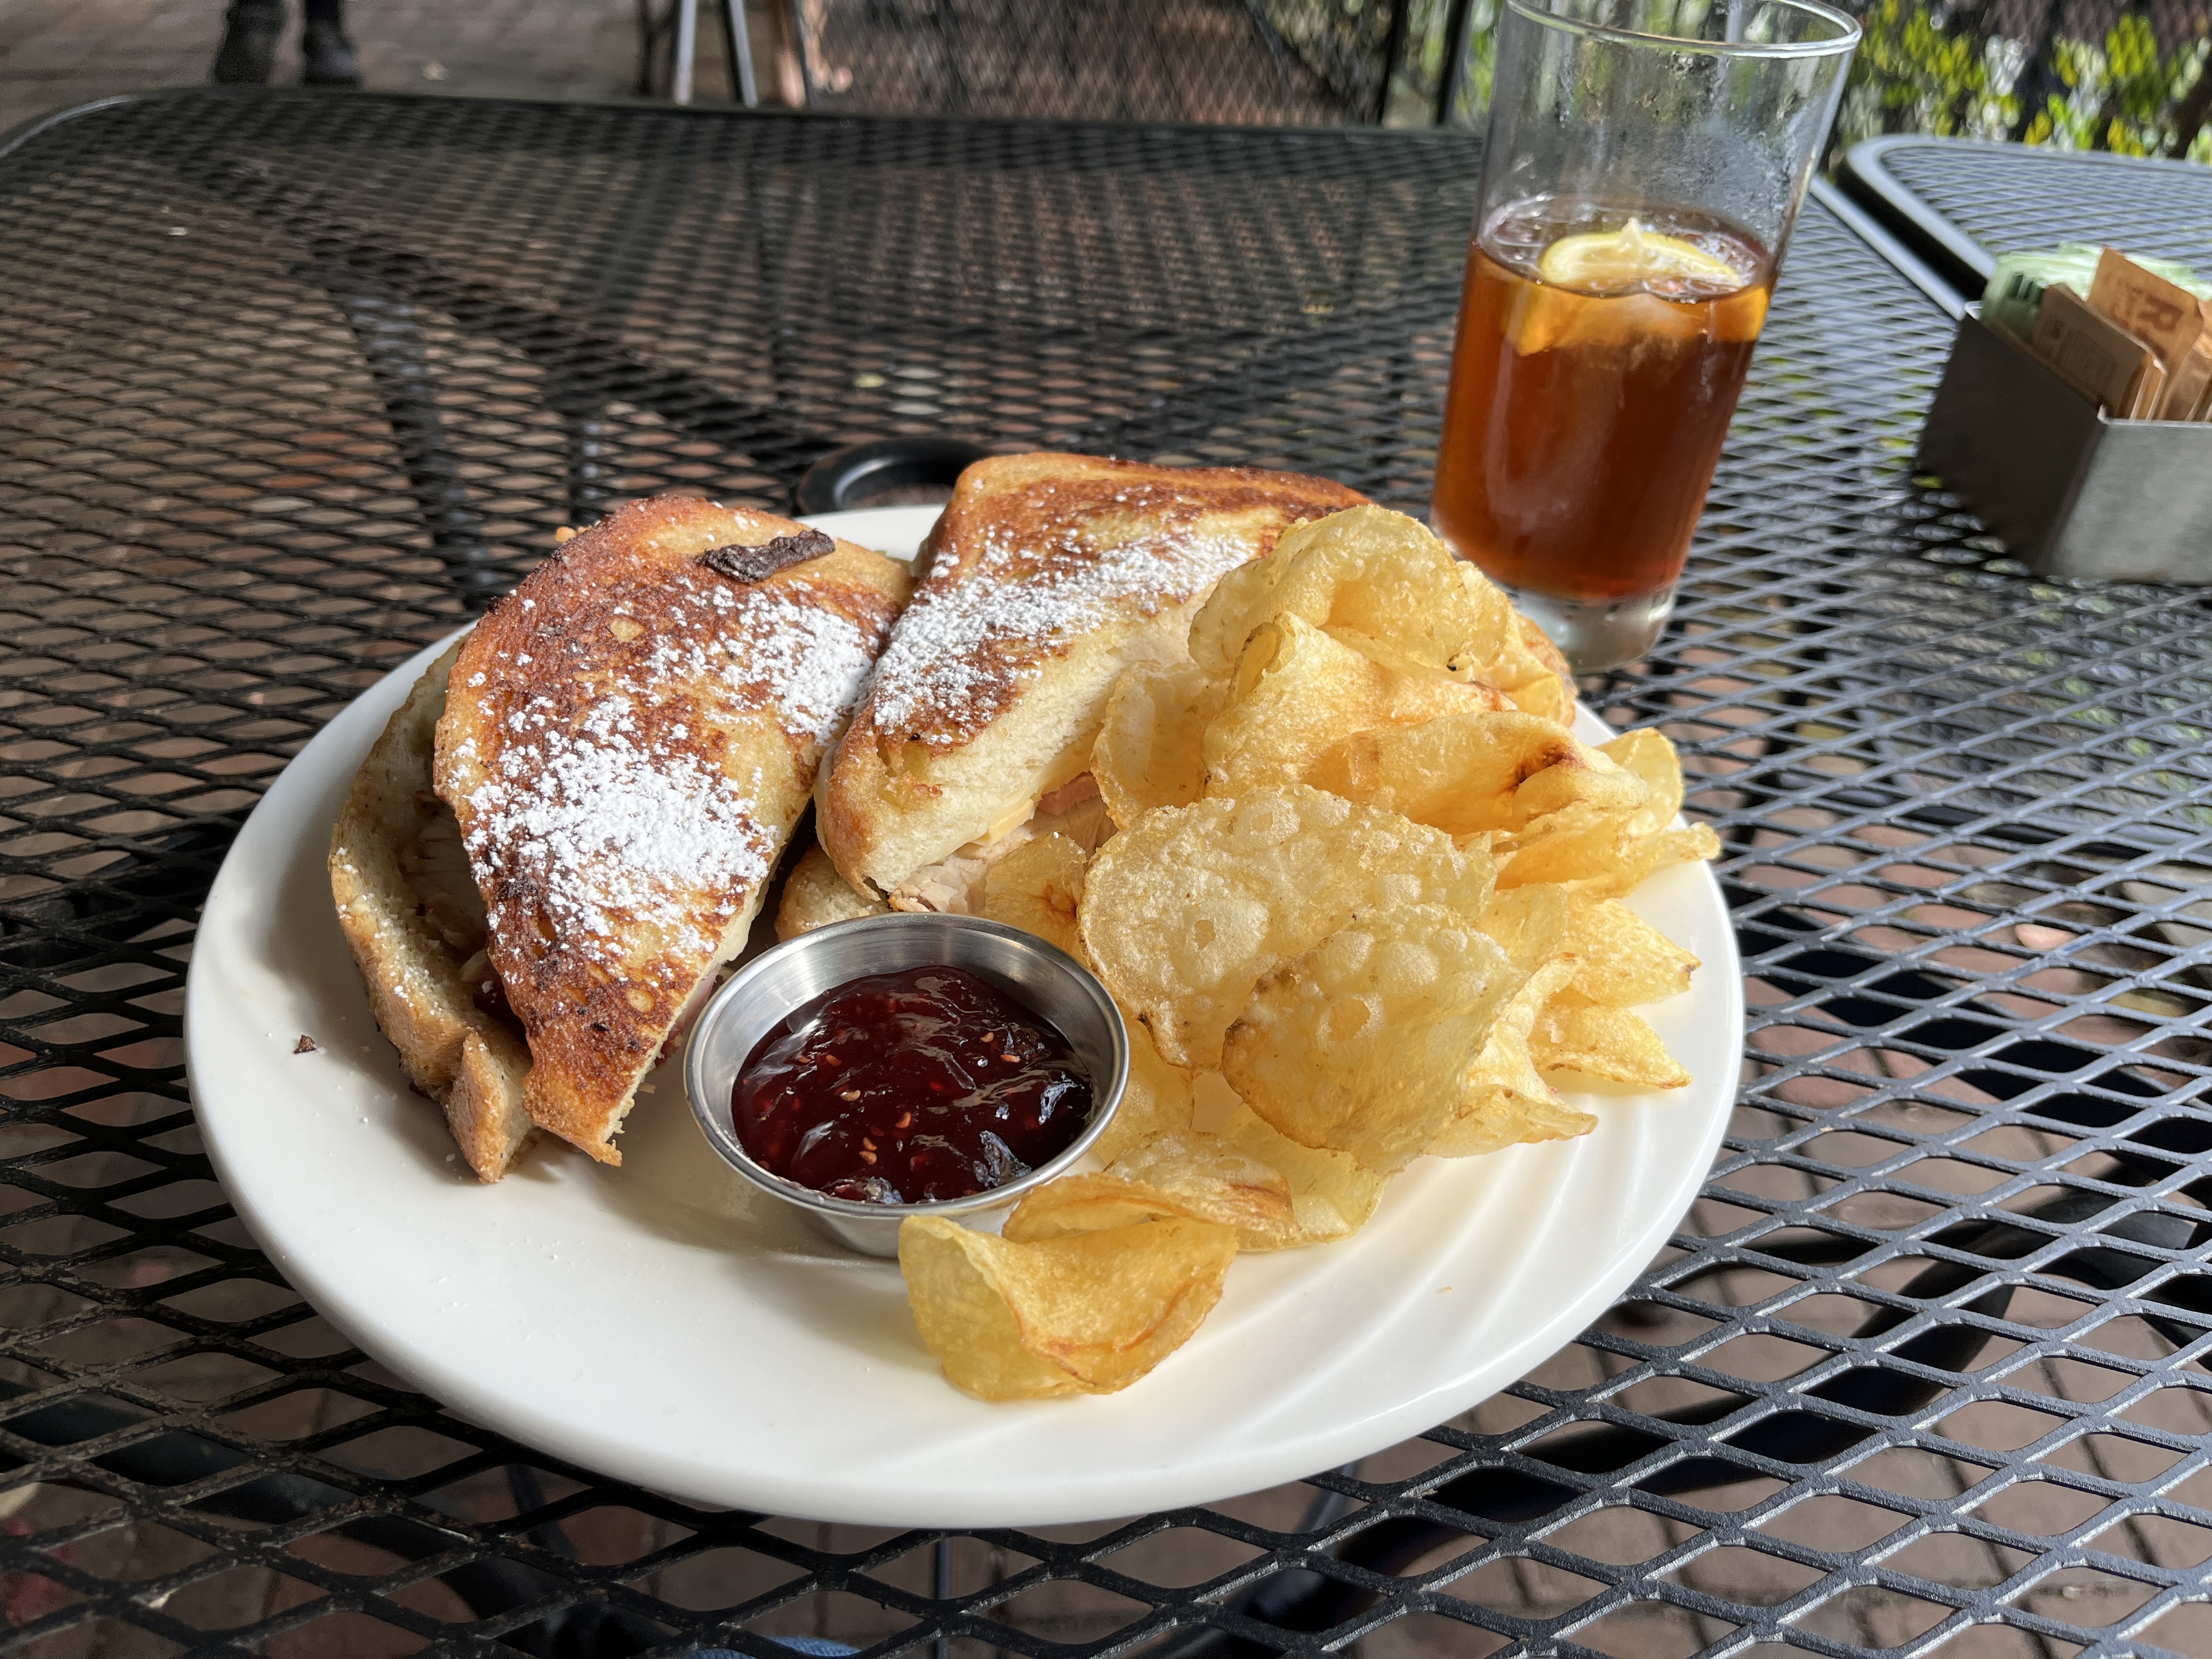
1837 134 2212 295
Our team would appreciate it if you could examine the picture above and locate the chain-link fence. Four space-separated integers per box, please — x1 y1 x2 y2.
758 0 2209 159
760 0 1350 123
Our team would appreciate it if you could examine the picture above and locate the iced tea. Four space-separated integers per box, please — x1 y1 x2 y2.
1432 198 1771 635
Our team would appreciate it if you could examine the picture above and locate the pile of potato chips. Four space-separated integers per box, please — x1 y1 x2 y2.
899 506 1719 1401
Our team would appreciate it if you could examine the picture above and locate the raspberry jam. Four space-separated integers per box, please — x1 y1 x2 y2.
732 965 1093 1205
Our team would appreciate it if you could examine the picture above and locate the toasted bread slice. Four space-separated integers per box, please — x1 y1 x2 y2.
329 642 537 1182
774 839 890 940
818 454 1365 901
435 496 911 1164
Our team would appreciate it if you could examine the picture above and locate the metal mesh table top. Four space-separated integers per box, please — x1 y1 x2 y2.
1839 135 2212 289
3 86 2212 1659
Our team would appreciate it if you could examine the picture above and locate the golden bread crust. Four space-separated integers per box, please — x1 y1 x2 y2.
775 840 890 939
328 644 535 1182
435 495 911 1162
819 454 1365 896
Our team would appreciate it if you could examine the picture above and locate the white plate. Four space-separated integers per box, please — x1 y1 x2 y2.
185 505 1741 1528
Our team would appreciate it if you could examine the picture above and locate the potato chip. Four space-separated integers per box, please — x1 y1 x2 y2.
1428 1085 1596 1159
1223 1104 1389 1243
1454 568 1572 715
1514 744 1645 825
899 1214 1236 1400
1509 674 1573 723
1187 506 1511 680
1562 895 1697 1007
1493 803 1632 890
1511 611 1572 679
1186 557 1291 678
1601 726 1686 836
1428 958 1583 1158
978 832 1087 961
1639 823 1725 883
1202 616 1496 797
1079 785 1495 1068
1222 906 1517 1173
1105 1131 1299 1240
1465 957 1572 1105
775 843 890 940
1304 711 1640 837
1454 561 1525 672
1087 1018 1196 1166
1003 1131 1299 1250
1533 1002 1690 1088
1477 883 1571 971
1093 660 1225 827
1503 810 1723 898
1319 625 1455 680
1000 1174 1246 1246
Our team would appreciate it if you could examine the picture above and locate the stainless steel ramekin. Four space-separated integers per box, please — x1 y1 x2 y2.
684 913 1128 1256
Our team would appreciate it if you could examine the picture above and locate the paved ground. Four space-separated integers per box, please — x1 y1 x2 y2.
0 0 1336 139
1 0 679 139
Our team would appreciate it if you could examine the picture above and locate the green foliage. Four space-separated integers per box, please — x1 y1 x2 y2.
1818 0 2209 159
1835 0 2021 145
1453 0 1500 121
2018 16 2209 157
1373 0 1498 125
1410 0 2212 160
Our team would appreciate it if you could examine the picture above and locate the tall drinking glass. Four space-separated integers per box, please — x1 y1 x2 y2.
1432 0 1858 671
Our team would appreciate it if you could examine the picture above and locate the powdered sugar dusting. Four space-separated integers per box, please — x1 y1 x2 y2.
638 589 879 750
867 483 1256 743
458 577 885 975
746 597 881 746
462 696 771 967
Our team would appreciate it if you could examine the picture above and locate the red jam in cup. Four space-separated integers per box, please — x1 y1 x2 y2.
731 964 1093 1205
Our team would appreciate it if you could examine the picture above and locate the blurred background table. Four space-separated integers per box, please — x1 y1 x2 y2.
3 88 2212 1659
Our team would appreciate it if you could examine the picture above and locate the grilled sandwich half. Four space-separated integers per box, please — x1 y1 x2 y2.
330 640 536 1183
435 496 911 1164
817 454 1365 910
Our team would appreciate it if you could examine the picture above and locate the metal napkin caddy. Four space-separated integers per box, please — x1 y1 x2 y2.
1917 247 2212 584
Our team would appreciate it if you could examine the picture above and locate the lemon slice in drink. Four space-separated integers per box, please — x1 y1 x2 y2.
1538 218 1742 293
